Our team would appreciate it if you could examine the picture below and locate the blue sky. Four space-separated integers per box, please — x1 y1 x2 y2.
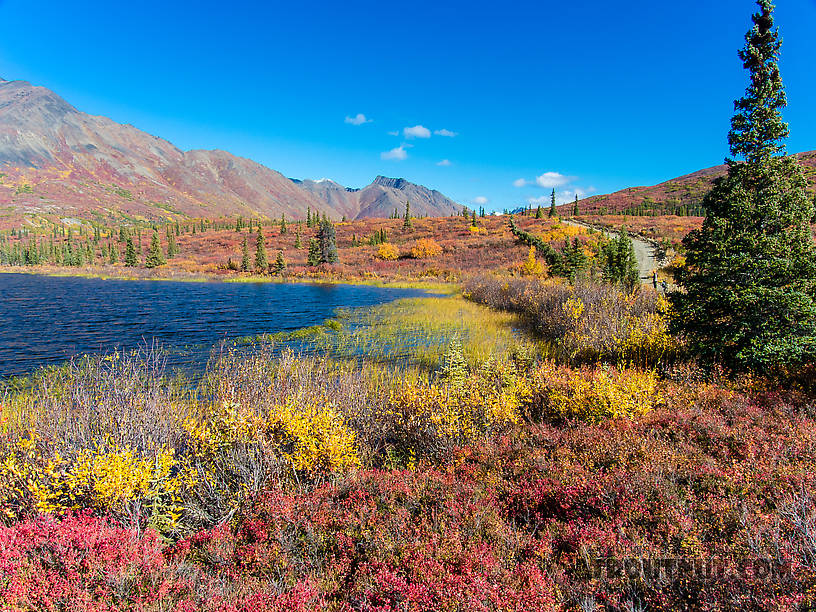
0 0 814 211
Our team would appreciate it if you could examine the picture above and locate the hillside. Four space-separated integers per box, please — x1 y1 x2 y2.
0 77 461 225
575 150 816 215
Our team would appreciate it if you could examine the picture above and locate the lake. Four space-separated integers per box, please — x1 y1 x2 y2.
0 273 428 378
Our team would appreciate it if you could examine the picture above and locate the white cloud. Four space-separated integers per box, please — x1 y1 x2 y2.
381 145 409 161
403 125 431 139
514 172 576 189
535 172 572 188
434 128 457 137
527 187 592 207
558 188 591 204
387 130 400 136
473 196 488 205
437 159 452 166
345 113 372 125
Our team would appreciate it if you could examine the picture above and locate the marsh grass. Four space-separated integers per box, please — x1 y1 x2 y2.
261 295 545 372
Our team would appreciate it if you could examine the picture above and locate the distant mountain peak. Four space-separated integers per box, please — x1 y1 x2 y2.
373 176 408 189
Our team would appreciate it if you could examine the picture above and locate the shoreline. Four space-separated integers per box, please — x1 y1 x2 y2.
0 265 458 294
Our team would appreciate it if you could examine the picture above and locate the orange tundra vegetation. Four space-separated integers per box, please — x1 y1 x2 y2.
0 213 609 282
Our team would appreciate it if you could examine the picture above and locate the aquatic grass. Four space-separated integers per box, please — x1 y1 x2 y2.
296 295 545 372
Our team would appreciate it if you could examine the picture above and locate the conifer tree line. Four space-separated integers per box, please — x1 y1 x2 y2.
0 207 351 270
0 219 188 268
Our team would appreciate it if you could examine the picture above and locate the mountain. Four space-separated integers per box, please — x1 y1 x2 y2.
576 151 816 215
293 175 461 219
0 77 461 224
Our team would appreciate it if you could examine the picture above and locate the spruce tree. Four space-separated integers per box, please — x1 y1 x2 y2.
254 225 268 273
280 214 287 234
549 189 556 217
670 0 816 376
600 231 639 290
535 205 542 219
124 236 138 267
166 231 178 258
109 241 118 264
316 219 339 264
294 227 302 249
403 201 412 229
573 195 579 216
562 237 588 281
145 230 166 268
240 237 251 272
272 250 287 275
307 238 320 266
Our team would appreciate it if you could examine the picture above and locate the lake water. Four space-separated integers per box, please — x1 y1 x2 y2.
0 273 428 378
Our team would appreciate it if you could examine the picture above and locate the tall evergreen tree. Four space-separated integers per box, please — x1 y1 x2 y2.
124 236 138 267
240 237 251 272
670 0 816 376
280 214 287 234
254 225 268 273
145 230 166 268
166 231 179 258
403 201 412 230
316 219 339 264
294 227 302 249
272 250 287 275
549 189 556 217
307 238 320 266
562 237 589 281
573 194 579 216
600 231 639 290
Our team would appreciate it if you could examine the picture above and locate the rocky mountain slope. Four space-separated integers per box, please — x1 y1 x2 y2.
0 77 461 224
576 151 816 215
294 176 461 219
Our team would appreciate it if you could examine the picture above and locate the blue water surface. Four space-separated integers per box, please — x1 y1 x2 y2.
0 273 427 377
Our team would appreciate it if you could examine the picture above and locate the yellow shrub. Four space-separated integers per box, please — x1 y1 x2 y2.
184 399 359 473
388 365 523 446
620 309 677 367
183 401 260 456
520 246 545 276
539 223 583 244
562 296 585 320
268 399 359 472
410 238 443 259
376 243 400 260
531 364 660 423
0 434 188 532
